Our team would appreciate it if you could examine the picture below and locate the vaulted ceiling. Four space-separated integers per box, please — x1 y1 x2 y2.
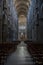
14 0 30 17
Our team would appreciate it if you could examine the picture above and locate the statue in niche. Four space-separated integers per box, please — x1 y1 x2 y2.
39 3 43 18
41 3 43 14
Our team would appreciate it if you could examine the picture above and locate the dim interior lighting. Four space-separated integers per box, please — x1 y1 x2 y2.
17 46 26 57
16 42 29 58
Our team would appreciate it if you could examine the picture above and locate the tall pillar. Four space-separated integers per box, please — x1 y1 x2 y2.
0 0 3 42
36 0 43 42
2 0 9 42
7 0 18 41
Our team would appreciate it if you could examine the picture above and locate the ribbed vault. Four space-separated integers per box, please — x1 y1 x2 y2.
13 0 30 17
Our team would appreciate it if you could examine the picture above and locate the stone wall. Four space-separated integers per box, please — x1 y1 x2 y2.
0 0 18 42
27 0 43 42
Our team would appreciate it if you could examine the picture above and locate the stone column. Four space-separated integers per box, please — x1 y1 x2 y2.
0 0 3 42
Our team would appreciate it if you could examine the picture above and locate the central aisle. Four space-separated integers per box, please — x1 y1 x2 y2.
5 41 35 65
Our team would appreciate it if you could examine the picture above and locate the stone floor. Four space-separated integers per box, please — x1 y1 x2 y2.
4 41 35 65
